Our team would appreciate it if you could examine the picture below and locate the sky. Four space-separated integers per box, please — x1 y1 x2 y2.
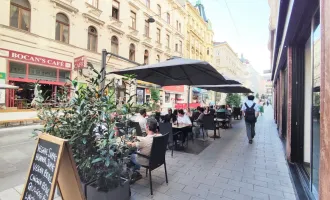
190 0 271 73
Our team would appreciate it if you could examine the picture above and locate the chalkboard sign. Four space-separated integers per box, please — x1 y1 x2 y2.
22 139 59 200
21 134 84 200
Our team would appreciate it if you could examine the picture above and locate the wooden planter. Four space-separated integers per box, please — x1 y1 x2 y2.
86 180 130 200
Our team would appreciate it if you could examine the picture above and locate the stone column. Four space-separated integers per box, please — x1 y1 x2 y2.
319 1 330 198
286 47 293 162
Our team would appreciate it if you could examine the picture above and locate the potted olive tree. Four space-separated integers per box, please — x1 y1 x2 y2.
35 67 131 199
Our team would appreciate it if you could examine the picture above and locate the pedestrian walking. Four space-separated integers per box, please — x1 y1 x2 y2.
259 101 264 116
241 95 260 144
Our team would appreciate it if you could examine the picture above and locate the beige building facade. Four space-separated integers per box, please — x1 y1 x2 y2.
0 0 185 107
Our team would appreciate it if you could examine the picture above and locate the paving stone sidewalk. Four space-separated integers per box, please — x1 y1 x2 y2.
0 106 297 200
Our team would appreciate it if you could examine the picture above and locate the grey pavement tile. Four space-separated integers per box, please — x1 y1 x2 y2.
227 180 254 190
13 184 24 194
182 186 209 198
165 188 191 200
0 188 20 200
206 192 232 200
267 183 295 194
239 188 269 200
222 190 252 200
177 177 200 188
283 192 297 200
131 193 152 200
213 182 240 193
253 175 281 184
241 177 268 187
154 181 185 193
254 185 284 197
0 149 29 165
198 183 224 196
193 177 216 186
149 191 176 200
190 196 206 200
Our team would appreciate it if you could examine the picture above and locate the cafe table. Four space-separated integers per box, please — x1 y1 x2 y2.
172 124 192 149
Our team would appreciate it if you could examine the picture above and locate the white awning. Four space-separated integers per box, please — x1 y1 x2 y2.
0 84 19 89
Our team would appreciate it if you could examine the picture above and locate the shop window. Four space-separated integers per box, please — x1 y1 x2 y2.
111 36 119 54
144 50 149 65
59 70 70 83
165 93 170 103
129 43 135 61
130 11 136 29
9 61 26 79
55 13 69 43
87 0 98 8
87 26 97 52
175 43 178 52
136 88 145 105
10 0 31 31
29 65 57 82
112 0 120 20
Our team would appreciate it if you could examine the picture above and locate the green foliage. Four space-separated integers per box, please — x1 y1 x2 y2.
35 66 131 192
150 88 160 102
225 94 241 107
255 93 259 99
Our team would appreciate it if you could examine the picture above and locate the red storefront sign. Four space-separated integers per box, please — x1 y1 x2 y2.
175 103 200 109
163 85 184 93
74 56 87 70
0 48 72 69
145 88 150 94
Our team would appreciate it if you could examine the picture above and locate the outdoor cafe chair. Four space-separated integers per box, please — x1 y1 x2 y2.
130 121 144 136
159 122 181 157
216 112 229 129
202 115 220 140
137 133 169 195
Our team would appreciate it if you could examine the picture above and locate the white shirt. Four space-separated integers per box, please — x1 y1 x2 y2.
136 134 161 166
241 100 260 112
177 114 192 125
131 114 147 133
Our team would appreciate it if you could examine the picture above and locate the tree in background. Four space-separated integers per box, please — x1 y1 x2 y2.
150 87 160 102
225 93 241 107
255 93 259 99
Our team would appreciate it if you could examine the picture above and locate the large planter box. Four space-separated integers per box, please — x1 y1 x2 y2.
86 180 130 200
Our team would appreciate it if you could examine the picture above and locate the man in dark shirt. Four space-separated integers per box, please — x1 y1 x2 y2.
209 105 216 116
164 108 176 123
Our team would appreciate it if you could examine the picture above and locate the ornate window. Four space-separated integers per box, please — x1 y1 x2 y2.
10 0 31 31
129 44 135 61
87 26 97 52
144 50 149 65
55 13 70 43
111 36 119 54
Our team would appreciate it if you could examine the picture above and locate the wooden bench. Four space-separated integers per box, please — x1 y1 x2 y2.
0 118 41 127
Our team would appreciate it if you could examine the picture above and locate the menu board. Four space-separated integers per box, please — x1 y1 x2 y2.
22 139 60 200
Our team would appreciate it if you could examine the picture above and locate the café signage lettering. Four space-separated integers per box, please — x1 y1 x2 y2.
74 56 86 70
0 48 72 69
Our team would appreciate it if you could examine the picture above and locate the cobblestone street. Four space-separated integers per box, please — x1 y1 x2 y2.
0 106 297 200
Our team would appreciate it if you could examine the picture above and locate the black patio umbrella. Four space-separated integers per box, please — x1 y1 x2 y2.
223 76 241 85
195 85 253 94
108 57 227 86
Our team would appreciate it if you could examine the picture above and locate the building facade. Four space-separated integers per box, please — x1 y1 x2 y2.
0 0 185 107
176 0 214 106
269 0 330 199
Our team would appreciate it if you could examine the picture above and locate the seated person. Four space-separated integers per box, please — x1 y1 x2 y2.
131 109 147 133
127 118 161 182
209 105 216 116
217 105 227 113
176 109 192 144
164 108 177 123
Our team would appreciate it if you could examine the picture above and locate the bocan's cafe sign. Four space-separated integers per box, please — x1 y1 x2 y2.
0 48 72 69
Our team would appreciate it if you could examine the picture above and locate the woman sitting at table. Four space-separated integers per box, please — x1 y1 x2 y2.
176 109 192 145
